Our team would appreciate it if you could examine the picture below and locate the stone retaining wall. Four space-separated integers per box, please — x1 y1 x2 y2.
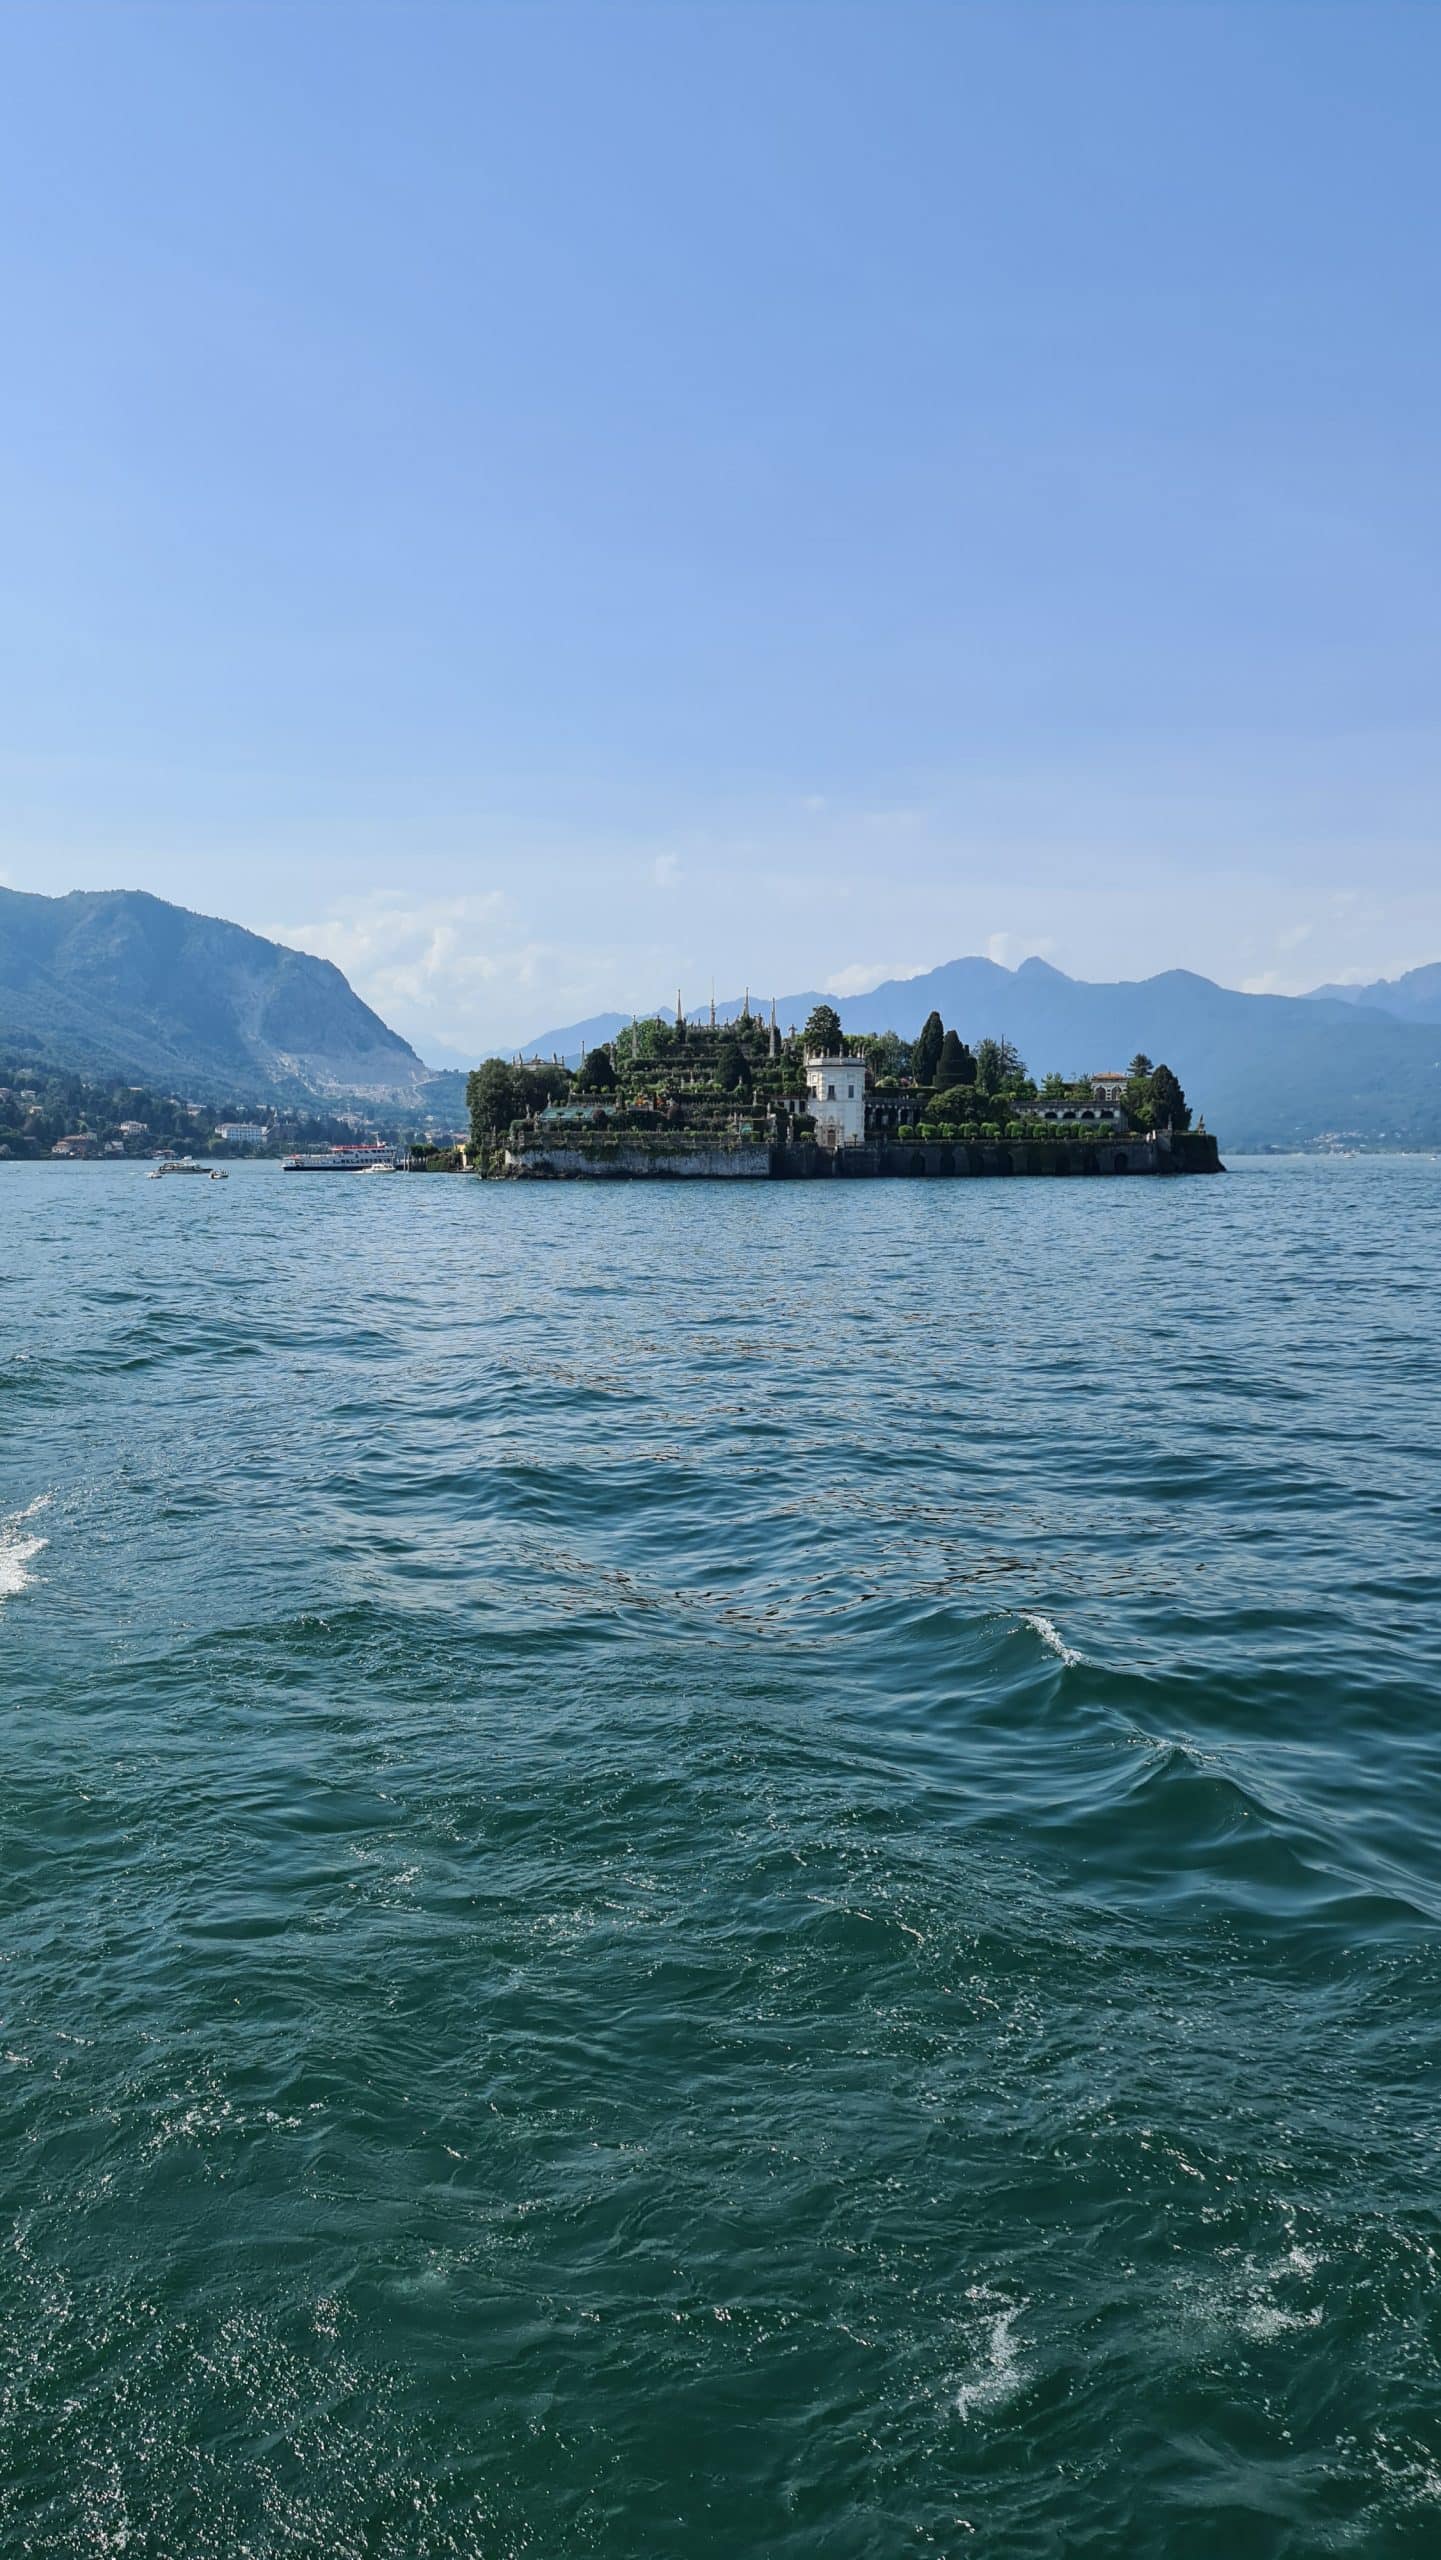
503 1132 1222 1181
773 1134 1220 1178
507 1142 773 1180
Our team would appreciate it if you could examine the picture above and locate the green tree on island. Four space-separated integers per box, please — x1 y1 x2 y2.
934 1029 975 1091
467 1059 520 1139
912 1010 945 1085
803 1003 843 1051
1147 1063 1191 1130
860 1029 909 1083
716 1035 752 1092
625 1015 672 1063
932 1082 976 1128
1124 1054 1156 1124
578 1046 617 1090
973 1035 1028 1097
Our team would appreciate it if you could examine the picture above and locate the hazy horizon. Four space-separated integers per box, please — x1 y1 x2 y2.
9 876 1430 1076
496 944 1437 1071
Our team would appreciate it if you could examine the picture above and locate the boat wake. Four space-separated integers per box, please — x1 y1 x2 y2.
954 2288 1029 2421
0 1494 50 1605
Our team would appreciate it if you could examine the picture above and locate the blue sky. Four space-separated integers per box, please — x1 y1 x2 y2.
2 2 1438 1057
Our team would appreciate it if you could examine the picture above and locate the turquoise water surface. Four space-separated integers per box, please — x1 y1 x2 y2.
3 1157 1441 2556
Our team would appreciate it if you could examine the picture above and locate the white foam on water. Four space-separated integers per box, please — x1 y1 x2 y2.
0 1494 50 1605
1239 2297 1322 2341
1184 2242 1327 2349
1020 1610 1083 1667
954 2287 1028 2421
1237 2242 1327 2339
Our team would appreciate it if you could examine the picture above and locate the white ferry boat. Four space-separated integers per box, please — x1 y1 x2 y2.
282 1144 404 1172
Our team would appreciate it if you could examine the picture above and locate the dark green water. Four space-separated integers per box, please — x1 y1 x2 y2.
4 1158 1441 2557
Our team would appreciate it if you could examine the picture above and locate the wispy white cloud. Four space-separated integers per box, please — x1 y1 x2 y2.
270 894 553 1053
1238 918 1331 996
652 853 681 888
269 893 686 1058
823 960 927 998
986 932 1057 968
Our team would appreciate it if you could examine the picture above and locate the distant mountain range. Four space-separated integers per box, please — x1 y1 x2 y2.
0 887 435 1104
4 885 1441 1147
522 954 1441 1150
1306 962 1441 1024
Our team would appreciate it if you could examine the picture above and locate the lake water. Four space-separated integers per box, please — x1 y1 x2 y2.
4 1157 1441 2557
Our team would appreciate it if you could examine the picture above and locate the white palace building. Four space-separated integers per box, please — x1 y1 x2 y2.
804 1052 867 1149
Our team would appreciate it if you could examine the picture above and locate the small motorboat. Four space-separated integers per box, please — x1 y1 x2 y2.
149 1159 227 1181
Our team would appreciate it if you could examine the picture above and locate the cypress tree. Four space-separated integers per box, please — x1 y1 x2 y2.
913 1010 945 1085
716 1036 751 1092
1148 1063 1190 1130
934 1029 975 1091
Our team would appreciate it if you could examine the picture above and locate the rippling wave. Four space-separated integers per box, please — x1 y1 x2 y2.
3 1158 1441 2556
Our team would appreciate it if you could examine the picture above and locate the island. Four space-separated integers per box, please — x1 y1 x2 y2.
466 1002 1221 1179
